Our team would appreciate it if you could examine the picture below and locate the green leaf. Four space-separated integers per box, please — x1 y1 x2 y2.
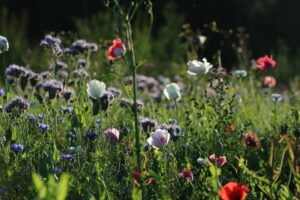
32 173 47 199
131 186 142 200
56 173 70 200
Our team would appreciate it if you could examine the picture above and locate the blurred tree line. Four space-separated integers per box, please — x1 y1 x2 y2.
0 0 300 81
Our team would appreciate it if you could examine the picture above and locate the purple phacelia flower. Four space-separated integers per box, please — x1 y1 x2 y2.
62 88 74 102
38 123 50 132
107 87 122 97
161 122 185 141
11 144 24 153
5 64 27 78
4 97 30 113
77 59 87 68
42 79 63 99
64 39 98 55
140 117 157 132
40 35 63 56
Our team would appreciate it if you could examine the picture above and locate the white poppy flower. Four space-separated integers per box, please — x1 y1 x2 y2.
187 58 213 75
0 35 9 53
87 80 106 99
233 70 247 78
147 129 170 148
163 83 181 101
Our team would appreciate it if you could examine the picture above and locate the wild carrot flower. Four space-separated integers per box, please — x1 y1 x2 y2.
147 129 170 148
263 76 276 87
219 182 249 200
256 55 276 71
107 38 126 60
208 154 227 167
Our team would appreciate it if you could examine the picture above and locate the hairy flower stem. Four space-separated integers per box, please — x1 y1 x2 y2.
126 19 142 178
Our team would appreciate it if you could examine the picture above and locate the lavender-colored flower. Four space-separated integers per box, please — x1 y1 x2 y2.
39 71 52 80
71 69 90 79
11 144 24 153
161 120 185 141
104 128 120 141
61 154 75 161
140 117 157 132
56 70 68 79
40 35 63 56
5 64 27 78
62 88 74 102
0 88 5 97
64 39 98 55
54 61 68 72
40 35 61 48
147 129 170 148
107 87 122 97
85 131 99 140
60 105 73 113
42 79 63 99
77 59 87 68
157 75 170 85
38 123 50 132
4 97 30 113
27 115 37 123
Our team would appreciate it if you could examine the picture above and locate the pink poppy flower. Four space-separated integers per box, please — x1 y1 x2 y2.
263 76 276 87
208 154 227 167
256 55 276 71
179 168 194 181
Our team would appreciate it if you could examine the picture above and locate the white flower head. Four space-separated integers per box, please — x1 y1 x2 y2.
187 58 213 75
199 35 207 45
147 129 170 148
271 93 283 102
163 83 181 101
87 80 106 99
233 70 247 78
0 35 9 53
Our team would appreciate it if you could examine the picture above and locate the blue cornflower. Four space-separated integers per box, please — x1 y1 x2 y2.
85 131 99 140
38 123 50 132
11 144 24 153
27 115 37 123
61 154 75 161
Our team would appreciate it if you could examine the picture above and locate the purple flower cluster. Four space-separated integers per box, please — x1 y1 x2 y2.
161 119 185 141
40 35 63 56
41 79 63 99
38 123 50 132
11 144 24 153
4 97 30 113
140 117 158 132
5 64 27 78
119 98 144 109
64 39 98 55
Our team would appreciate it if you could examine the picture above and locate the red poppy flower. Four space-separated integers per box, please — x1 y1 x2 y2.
179 168 194 181
227 125 236 132
219 182 249 200
256 55 276 71
263 76 276 87
107 38 126 60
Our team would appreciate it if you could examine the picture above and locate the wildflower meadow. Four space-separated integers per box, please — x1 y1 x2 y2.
0 1 300 199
